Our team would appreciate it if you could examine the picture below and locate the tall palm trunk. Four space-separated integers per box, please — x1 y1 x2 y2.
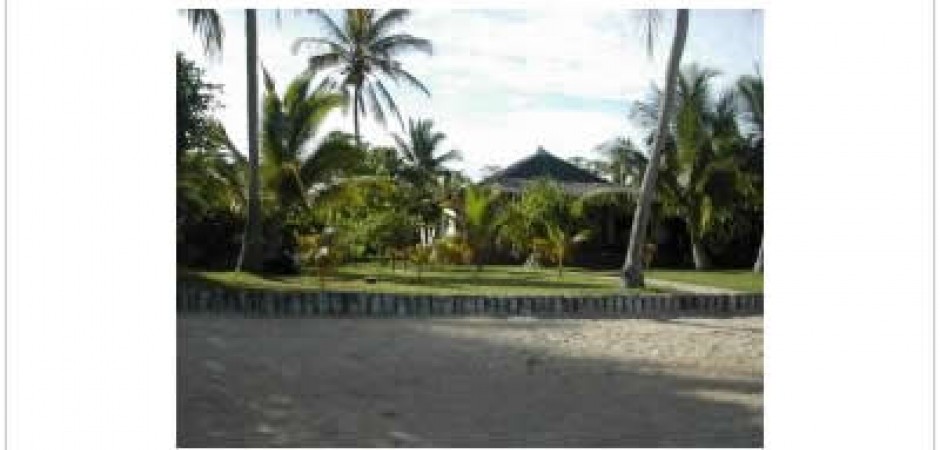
353 83 362 149
622 9 690 288
237 9 264 272
753 233 764 272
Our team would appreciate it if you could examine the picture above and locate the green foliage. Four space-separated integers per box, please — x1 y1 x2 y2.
408 244 434 280
177 138 246 219
532 224 591 277
297 232 344 287
393 118 462 226
395 119 461 185
310 176 420 260
260 69 360 216
630 63 761 267
176 52 224 162
461 185 502 269
496 179 587 264
593 137 648 187
177 53 248 269
362 145 404 177
186 263 660 295
431 236 474 265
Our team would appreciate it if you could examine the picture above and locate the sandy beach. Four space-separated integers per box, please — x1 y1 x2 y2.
178 316 762 447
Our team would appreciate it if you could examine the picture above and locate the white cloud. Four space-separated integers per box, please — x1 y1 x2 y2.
176 9 763 180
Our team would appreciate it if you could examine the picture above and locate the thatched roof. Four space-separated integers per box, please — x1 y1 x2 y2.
482 146 635 196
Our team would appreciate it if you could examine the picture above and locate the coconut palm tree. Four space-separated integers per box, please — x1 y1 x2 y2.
181 9 325 271
260 68 359 214
631 64 752 269
235 9 266 272
292 9 433 149
737 73 764 272
622 9 690 288
393 118 461 187
594 137 649 187
392 118 460 244
179 8 263 271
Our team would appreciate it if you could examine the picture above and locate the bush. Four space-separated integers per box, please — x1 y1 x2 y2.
432 236 473 265
177 211 244 270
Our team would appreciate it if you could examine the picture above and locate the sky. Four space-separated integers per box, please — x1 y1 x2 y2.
175 9 763 180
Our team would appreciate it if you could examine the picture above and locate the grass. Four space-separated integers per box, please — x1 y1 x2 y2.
646 269 763 293
181 263 663 296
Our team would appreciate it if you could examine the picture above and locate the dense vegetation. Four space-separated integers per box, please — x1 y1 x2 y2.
177 9 763 291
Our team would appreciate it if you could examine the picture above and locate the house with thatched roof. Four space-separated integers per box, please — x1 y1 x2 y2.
474 146 695 268
482 146 627 196
475 146 641 266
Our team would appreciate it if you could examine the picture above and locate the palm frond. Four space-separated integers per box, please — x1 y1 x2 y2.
362 83 387 126
184 9 223 58
392 67 431 97
374 79 405 130
309 9 351 45
372 34 433 57
370 9 412 38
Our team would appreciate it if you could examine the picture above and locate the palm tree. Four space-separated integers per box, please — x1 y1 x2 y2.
177 121 246 219
260 69 359 214
737 73 764 272
461 185 502 271
534 225 591 277
594 137 648 187
392 118 460 244
622 9 690 288
393 118 461 187
236 9 265 272
292 9 433 149
181 9 324 272
631 64 752 269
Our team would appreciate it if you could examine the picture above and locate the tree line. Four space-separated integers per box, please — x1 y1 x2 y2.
177 9 763 283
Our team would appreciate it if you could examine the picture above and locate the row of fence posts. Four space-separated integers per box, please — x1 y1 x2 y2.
176 284 763 318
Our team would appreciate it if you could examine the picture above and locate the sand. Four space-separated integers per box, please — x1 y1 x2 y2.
178 316 762 447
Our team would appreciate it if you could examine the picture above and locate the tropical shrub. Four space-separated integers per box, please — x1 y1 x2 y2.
297 231 344 287
631 63 759 269
408 244 434 280
432 235 474 265
532 225 591 277
460 185 502 270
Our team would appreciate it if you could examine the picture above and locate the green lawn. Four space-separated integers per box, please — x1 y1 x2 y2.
180 264 763 296
646 269 763 293
181 263 662 296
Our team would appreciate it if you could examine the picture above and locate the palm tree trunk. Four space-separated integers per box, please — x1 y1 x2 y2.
353 84 362 149
690 236 712 270
237 9 264 272
622 9 689 288
753 233 764 272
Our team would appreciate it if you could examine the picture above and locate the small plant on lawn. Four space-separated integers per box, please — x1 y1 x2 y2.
533 225 591 277
409 244 434 281
297 232 343 288
431 235 473 265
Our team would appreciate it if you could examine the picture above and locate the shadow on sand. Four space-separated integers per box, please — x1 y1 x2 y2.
178 316 762 448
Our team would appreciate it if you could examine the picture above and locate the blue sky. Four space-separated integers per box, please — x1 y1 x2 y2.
175 9 762 179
